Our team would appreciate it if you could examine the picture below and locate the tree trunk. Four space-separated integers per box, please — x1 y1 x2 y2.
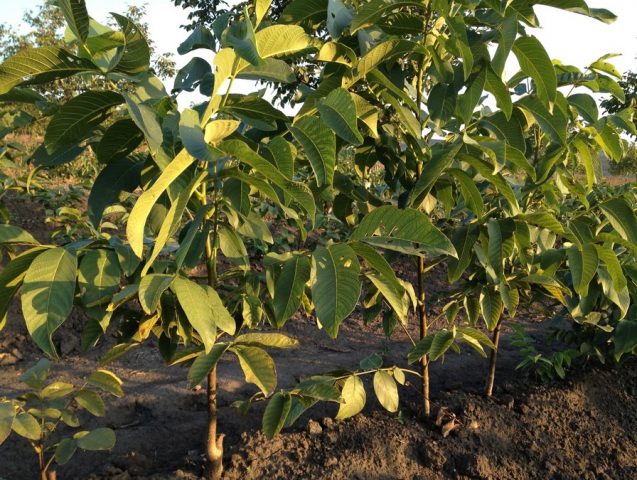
46 471 57 480
205 368 224 480
417 256 430 416
485 322 503 397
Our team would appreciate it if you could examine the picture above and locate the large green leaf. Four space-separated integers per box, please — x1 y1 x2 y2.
88 369 124 398
78 249 121 308
351 206 456 258
373 370 398 413
58 0 89 42
516 95 567 145
480 288 503 331
222 16 262 66
263 391 292 438
138 274 174 314
12 413 41 440
0 225 39 246
336 375 366 420
366 272 409 324
232 345 277 395
281 0 327 26
88 156 143 227
567 244 599 297
273 255 312 327
512 36 556 106
290 115 336 187
171 276 218 353
187 343 230 388
222 94 287 131
45 91 123 151
21 248 77 358
75 428 115 450
0 47 96 94
0 402 15 444
95 119 144 164
111 13 150 75
311 244 361 338
600 198 637 245
317 88 363 146
0 247 47 329
350 0 425 33
447 226 479 283
567 93 599 124
409 142 462 205
203 285 236 335
177 25 215 54
126 149 196 257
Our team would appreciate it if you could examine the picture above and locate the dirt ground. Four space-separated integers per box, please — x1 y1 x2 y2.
1 196 637 480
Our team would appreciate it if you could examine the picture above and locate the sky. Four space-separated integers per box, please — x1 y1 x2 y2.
2 0 636 105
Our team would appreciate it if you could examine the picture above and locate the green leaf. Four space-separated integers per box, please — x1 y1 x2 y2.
0 225 39 245
32 144 86 167
492 14 517 76
429 330 455 361
232 345 276 395
568 93 598 123
127 149 196 257
96 119 144 164
263 391 292 438
21 248 77 359
239 58 296 83
516 95 567 145
75 428 115 450
567 244 599 297
0 402 15 444
614 320 637 360
594 123 622 161
373 370 398 413
78 249 121 308
317 88 363 146
600 198 637 245
12 413 41 440
311 244 361 338
457 68 487 123
512 36 556 106
0 47 96 94
336 375 366 420
281 0 327 26
143 170 208 275
480 288 503 331
485 67 513 119
350 0 425 34
111 13 150 75
55 438 77 465
409 142 462 205
172 276 217 353
290 115 336 187
178 25 214 54
351 206 456 258
123 94 163 152
187 344 230 388
75 389 106 417
45 91 123 152
139 274 174 314
88 370 124 398
428 83 456 129
256 24 312 58
41 382 75 400
58 0 89 42
447 226 479 283
327 0 354 39
273 255 312 327
222 15 262 66
222 94 287 131
88 156 143 226
448 169 484 216
203 285 237 335
234 333 299 349
366 273 408 324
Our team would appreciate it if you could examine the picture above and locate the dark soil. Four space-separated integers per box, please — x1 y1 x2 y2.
2 195 637 480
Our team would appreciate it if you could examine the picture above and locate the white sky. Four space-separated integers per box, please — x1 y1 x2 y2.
3 0 636 107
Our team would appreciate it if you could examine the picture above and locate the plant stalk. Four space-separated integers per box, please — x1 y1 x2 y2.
205 367 224 480
417 256 430 416
485 321 503 397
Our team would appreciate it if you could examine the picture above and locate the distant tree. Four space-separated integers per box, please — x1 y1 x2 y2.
601 70 637 137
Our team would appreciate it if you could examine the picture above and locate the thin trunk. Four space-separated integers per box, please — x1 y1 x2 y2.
485 322 503 397
46 471 57 480
417 255 430 416
205 368 224 480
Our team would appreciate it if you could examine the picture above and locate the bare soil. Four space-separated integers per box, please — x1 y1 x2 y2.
1 195 637 480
